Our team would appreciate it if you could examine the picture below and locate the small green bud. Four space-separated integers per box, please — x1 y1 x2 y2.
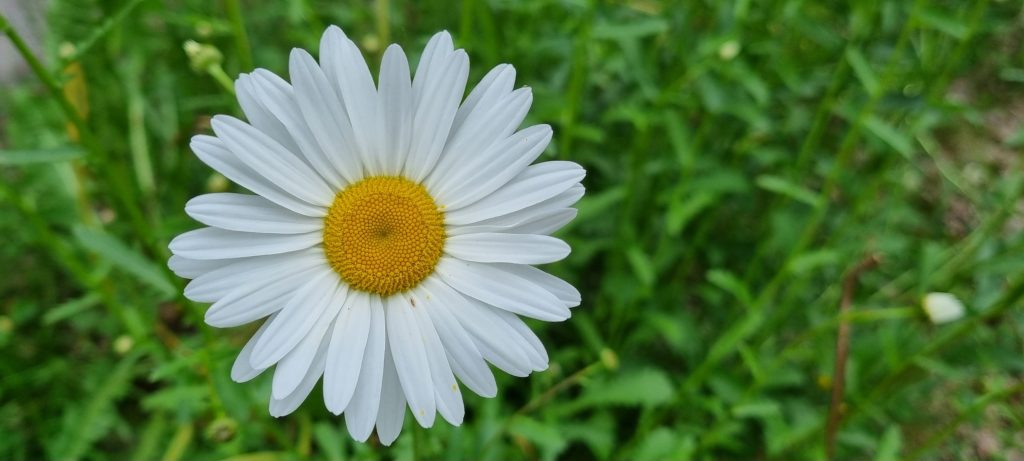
184 40 223 73
205 417 238 443
600 348 619 370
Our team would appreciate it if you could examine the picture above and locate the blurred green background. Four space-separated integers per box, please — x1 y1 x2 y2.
2 0 1024 459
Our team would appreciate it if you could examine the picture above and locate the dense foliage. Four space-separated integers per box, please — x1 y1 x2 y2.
1 0 1023 459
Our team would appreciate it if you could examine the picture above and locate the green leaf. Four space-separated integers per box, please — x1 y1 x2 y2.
0 147 85 165
707 269 753 309
50 353 140 460
312 423 347 461
787 250 841 275
666 192 716 236
916 8 968 39
755 175 823 208
626 246 657 287
72 226 176 297
732 400 781 419
575 186 626 225
593 18 668 40
876 425 903 461
572 368 675 409
863 115 914 158
845 48 880 97
508 417 568 461
43 293 102 325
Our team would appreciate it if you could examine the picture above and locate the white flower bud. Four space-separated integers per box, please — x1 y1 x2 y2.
922 292 965 324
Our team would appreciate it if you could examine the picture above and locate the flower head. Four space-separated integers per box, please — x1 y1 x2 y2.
168 26 584 444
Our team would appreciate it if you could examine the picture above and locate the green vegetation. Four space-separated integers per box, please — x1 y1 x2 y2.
2 0 1023 459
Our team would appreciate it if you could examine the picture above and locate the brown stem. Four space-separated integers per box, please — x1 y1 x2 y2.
825 253 881 460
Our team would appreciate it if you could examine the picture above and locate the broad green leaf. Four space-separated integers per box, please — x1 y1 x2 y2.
572 368 675 410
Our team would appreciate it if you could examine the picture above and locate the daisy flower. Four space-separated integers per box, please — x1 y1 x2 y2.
168 26 584 444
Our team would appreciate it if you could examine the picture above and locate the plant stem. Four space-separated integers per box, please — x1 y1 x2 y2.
825 254 881 460
224 0 253 71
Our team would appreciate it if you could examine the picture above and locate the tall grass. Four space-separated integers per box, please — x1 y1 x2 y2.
1 0 1023 459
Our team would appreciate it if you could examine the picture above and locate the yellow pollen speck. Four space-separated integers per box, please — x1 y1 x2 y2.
323 176 445 296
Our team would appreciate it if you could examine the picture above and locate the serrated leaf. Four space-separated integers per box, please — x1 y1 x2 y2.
72 226 175 297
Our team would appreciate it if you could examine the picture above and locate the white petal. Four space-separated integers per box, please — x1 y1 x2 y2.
375 344 407 446
269 339 328 417
250 268 339 369
495 263 581 308
507 208 578 235
320 26 380 174
445 233 570 265
211 115 335 206
416 280 497 397
191 135 326 217
169 227 321 260
344 297 387 442
272 285 344 399
204 264 323 328
450 64 516 135
324 291 373 414
429 124 550 208
492 308 548 371
167 255 234 279
290 47 364 184
250 67 346 190
185 248 324 303
427 277 533 376
231 313 275 382
447 183 583 235
429 87 532 194
377 44 413 175
185 193 323 234
444 161 585 226
235 74 302 155
405 33 468 182
405 290 464 426
435 257 570 321
447 208 577 237
385 296 436 427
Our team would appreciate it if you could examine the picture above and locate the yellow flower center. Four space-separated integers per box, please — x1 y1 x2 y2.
323 176 445 296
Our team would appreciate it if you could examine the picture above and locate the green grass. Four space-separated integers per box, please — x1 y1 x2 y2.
2 0 1024 459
